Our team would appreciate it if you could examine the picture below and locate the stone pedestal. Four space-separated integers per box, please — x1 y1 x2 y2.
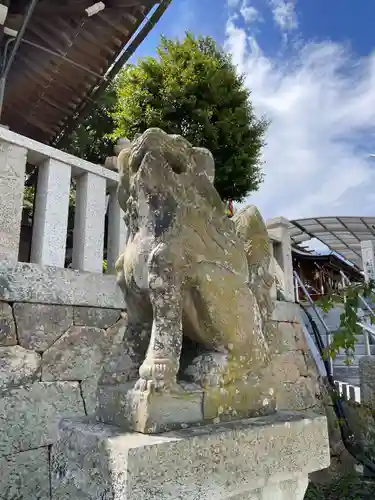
97 376 276 434
51 411 329 500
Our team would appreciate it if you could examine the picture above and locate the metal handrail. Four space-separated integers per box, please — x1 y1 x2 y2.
294 270 333 373
340 270 375 318
296 270 375 475
294 272 332 335
340 270 375 356
357 321 375 356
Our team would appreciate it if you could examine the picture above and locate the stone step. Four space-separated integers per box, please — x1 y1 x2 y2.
317 334 367 349
333 353 375 366
333 365 359 383
333 355 363 366
337 345 375 356
336 378 360 388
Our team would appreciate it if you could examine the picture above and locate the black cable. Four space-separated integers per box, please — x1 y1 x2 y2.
300 302 375 474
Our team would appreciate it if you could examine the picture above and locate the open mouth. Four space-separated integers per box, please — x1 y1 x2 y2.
128 139 188 175
164 150 187 174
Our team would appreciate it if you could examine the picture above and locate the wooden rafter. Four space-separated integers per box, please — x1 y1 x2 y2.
1 0 167 144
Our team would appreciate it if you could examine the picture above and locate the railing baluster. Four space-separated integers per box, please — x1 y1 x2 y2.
334 381 341 397
342 383 349 401
106 186 127 274
349 385 356 402
0 140 27 261
72 172 106 273
267 217 294 302
30 158 71 267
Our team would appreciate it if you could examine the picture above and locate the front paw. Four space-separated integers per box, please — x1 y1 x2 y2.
138 357 178 389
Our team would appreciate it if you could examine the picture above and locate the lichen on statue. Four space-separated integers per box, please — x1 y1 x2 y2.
99 128 276 432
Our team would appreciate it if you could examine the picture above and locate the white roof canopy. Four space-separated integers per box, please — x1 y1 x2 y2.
288 216 375 270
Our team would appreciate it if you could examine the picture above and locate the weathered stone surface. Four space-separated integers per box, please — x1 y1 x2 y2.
52 412 329 500
360 356 375 408
98 337 139 387
42 321 126 382
269 351 309 384
277 377 318 411
233 205 274 331
0 447 50 500
13 302 73 351
81 376 99 415
302 349 320 378
101 128 276 432
0 345 41 391
98 382 204 433
0 381 85 456
268 321 301 354
294 323 309 352
0 261 125 308
0 142 27 262
0 301 16 346
203 376 276 421
272 301 301 323
74 306 121 329
228 476 309 500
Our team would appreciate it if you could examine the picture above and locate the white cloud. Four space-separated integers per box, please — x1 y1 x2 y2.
227 0 241 8
269 0 298 31
240 2 262 24
225 18 375 221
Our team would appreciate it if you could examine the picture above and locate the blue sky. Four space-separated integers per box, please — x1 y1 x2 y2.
129 0 375 225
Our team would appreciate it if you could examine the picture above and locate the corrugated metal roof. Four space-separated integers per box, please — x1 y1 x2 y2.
288 216 375 269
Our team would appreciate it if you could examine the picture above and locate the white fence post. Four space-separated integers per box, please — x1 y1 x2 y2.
30 159 71 267
361 240 375 282
267 217 294 302
106 187 127 274
72 172 107 273
0 140 27 261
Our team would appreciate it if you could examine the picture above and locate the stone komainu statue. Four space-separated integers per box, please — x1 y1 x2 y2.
99 128 275 431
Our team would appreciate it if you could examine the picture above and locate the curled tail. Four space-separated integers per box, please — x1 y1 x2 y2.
232 205 274 326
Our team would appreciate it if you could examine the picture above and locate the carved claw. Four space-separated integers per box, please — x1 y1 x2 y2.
137 357 178 391
134 378 154 392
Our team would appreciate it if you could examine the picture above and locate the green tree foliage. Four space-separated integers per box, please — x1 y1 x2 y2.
305 474 375 499
111 33 268 201
317 280 375 360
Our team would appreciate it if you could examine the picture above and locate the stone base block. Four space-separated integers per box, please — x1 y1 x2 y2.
97 382 204 433
0 381 85 456
52 411 330 500
97 378 276 433
0 447 50 500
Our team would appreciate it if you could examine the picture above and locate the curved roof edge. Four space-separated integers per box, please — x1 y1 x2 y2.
288 216 375 270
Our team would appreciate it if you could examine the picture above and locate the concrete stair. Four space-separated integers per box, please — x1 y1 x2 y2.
332 343 375 386
300 305 375 387
332 366 360 387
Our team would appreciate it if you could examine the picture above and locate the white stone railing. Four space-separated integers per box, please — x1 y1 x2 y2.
0 126 296 286
335 380 361 403
266 216 295 302
0 128 126 274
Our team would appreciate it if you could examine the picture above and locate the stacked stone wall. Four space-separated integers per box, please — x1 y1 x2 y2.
270 301 322 413
0 297 125 499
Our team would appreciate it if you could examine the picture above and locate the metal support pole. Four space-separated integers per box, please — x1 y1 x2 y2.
294 271 332 338
0 0 39 119
340 270 375 318
20 38 106 80
294 270 333 373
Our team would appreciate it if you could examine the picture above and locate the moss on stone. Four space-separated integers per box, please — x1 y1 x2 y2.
305 475 375 499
